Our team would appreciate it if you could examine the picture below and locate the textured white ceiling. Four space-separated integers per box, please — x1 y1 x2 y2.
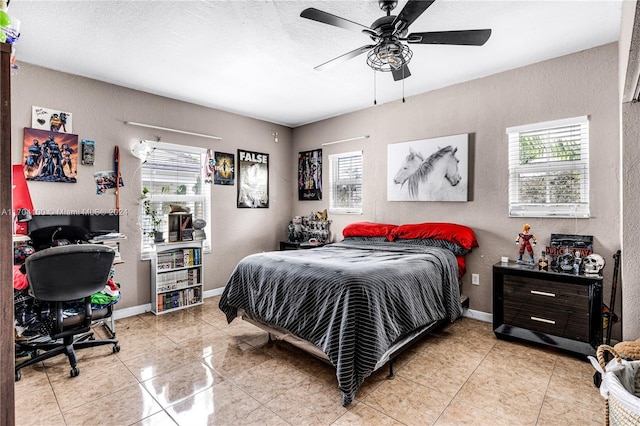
8 0 623 127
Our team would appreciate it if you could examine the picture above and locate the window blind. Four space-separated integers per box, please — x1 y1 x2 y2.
329 151 363 214
140 141 211 256
507 116 589 218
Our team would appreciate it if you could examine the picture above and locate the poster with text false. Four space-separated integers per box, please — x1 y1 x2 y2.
237 149 269 208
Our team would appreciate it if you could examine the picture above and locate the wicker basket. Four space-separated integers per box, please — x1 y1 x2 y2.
590 345 640 425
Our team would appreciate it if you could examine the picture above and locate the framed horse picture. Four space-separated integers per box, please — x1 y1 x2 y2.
387 133 469 202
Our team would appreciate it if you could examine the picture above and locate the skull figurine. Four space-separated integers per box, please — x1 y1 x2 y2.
583 253 605 276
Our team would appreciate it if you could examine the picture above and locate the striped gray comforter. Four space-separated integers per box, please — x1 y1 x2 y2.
219 240 462 405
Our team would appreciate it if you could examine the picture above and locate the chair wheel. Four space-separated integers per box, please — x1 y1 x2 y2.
15 371 21 382
70 367 80 377
113 345 120 353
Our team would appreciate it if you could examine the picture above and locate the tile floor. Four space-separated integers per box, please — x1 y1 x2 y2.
15 296 605 425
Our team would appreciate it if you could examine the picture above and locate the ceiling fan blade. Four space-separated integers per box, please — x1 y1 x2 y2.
301 8 370 33
407 29 492 46
392 65 411 81
314 45 375 71
392 0 436 35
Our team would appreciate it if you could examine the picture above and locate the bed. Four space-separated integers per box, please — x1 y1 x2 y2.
219 222 478 405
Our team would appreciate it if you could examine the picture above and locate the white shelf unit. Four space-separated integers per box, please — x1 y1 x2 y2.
151 240 203 315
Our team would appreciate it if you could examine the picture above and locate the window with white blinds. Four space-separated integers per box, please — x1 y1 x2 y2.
507 116 589 218
140 141 211 256
328 151 363 214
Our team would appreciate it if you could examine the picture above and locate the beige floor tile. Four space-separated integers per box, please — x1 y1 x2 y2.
142 359 224 408
536 395 605 426
363 375 453 425
164 380 262 426
132 410 178 426
232 357 309 404
113 329 181 361
15 374 61 426
434 397 515 426
266 376 348 425
333 402 403 425
202 342 273 379
61 383 162 425
122 345 197 381
50 362 139 412
13 299 606 426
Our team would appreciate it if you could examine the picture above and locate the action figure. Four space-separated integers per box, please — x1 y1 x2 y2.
516 223 537 264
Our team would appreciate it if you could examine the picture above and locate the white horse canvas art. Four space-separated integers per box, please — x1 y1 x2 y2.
387 134 469 201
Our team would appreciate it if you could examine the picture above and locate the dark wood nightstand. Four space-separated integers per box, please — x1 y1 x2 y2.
279 241 326 251
493 261 602 358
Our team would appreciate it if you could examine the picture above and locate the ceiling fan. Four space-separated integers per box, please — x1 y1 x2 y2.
300 0 492 81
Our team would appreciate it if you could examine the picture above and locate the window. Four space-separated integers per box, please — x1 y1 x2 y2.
507 116 589 218
328 151 363 214
140 140 211 257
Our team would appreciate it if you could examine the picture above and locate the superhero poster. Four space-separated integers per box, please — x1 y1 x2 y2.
237 149 268 208
298 149 322 201
213 151 234 185
23 127 78 183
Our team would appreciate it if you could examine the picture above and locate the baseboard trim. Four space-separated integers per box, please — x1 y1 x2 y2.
112 288 225 320
113 304 151 320
462 308 492 323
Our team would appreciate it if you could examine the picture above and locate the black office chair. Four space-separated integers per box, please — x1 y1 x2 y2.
15 244 120 381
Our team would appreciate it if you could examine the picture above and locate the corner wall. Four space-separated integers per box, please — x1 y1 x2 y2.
292 43 620 317
11 63 294 310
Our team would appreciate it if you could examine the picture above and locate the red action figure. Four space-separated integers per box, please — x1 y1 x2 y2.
516 223 537 264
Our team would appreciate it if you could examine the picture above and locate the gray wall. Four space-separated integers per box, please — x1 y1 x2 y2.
11 63 294 310
11 43 622 326
292 43 621 317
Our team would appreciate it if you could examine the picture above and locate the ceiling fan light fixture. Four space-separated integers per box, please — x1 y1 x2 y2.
366 42 412 72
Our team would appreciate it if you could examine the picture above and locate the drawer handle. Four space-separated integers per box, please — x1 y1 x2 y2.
530 290 556 297
531 316 556 325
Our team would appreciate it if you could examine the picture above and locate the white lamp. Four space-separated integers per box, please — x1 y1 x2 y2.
131 140 154 161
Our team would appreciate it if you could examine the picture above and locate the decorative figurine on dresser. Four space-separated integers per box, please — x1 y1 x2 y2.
286 211 332 245
516 223 537 265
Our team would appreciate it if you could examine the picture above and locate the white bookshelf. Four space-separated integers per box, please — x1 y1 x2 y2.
151 240 203 315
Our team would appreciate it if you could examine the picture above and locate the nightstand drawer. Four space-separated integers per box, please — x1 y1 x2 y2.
503 301 590 342
504 276 589 314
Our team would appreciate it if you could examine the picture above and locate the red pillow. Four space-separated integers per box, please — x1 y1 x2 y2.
390 222 479 250
456 256 466 279
342 222 397 239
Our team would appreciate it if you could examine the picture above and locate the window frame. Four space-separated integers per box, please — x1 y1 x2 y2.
507 116 590 218
139 140 211 259
328 150 363 215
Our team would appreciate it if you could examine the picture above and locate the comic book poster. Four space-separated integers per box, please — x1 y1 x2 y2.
298 149 322 201
23 127 78 183
214 151 234 185
237 149 268 208
31 106 73 133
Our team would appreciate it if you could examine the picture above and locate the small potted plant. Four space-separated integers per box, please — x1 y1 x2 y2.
142 187 164 242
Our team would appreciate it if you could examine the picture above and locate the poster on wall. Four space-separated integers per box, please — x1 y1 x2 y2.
387 133 469 202
237 149 269 208
94 170 125 195
31 106 73 133
22 127 78 183
214 151 235 185
298 149 322 201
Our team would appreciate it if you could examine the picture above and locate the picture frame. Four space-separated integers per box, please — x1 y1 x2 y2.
387 133 469 202
237 149 269 208
23 127 78 183
298 149 322 201
213 151 234 185
31 106 73 133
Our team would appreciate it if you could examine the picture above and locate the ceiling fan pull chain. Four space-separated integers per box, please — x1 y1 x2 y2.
373 70 377 105
402 68 405 103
